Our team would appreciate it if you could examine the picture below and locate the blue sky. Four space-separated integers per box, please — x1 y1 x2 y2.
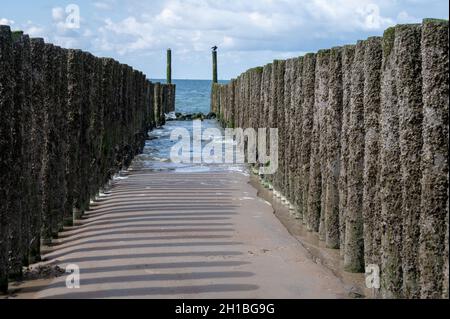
1 0 448 80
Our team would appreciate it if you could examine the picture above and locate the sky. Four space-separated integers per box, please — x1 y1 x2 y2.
1 0 448 80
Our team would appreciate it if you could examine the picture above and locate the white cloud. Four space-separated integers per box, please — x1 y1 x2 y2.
25 25 45 37
52 7 65 22
223 36 234 48
95 0 401 58
0 18 15 26
52 6 72 34
305 0 394 32
397 10 419 23
47 5 87 48
96 17 158 54
5 0 445 79
360 3 394 30
53 35 80 48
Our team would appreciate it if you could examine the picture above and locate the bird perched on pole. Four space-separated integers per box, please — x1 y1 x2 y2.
212 46 218 52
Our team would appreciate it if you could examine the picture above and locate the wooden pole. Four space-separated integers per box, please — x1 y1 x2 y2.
212 49 218 83
167 49 172 84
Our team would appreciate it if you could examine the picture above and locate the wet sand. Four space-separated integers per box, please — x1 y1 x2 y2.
7 169 350 299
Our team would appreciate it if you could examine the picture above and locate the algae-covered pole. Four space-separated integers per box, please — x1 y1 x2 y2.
10 31 26 278
316 50 330 241
339 45 355 256
212 46 218 83
419 18 449 299
274 60 286 197
324 47 343 249
300 54 316 225
290 57 303 215
18 34 32 268
344 40 365 273
29 38 46 264
307 52 324 233
41 43 57 245
362 37 382 267
380 27 403 298
154 82 162 126
53 46 68 233
66 50 83 225
395 24 423 299
284 58 299 209
0 25 14 293
167 49 172 84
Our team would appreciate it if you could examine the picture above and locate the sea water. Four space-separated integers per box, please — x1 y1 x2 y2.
152 79 228 114
132 80 248 174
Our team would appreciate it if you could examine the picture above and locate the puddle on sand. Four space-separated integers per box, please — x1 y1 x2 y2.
132 120 249 175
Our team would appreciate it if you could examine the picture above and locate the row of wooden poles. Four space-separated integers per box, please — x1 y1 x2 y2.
0 25 175 293
211 20 448 299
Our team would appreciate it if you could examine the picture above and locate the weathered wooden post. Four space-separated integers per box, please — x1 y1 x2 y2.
339 45 355 255
344 41 366 273
324 47 343 250
300 54 316 223
0 24 14 293
212 46 218 83
29 37 46 264
167 49 172 84
396 24 423 299
66 49 83 225
10 31 32 277
362 37 382 267
419 18 449 299
154 82 161 126
40 43 57 245
17 33 32 268
291 57 304 216
380 27 402 298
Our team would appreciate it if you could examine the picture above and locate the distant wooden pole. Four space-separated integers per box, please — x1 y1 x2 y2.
212 49 218 83
167 49 172 84
154 82 161 126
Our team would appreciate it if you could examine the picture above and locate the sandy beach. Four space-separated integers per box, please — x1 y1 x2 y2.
7 169 350 299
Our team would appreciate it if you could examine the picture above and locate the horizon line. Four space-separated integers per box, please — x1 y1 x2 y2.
150 78 230 82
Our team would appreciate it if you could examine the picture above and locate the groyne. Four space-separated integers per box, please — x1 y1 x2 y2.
211 19 449 299
0 25 175 292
